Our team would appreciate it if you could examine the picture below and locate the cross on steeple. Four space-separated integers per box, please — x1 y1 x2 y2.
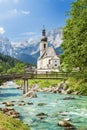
43 25 45 29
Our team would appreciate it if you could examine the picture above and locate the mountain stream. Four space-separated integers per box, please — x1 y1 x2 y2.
0 81 87 130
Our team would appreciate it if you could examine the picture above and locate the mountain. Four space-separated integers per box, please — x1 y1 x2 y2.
16 53 37 64
0 28 62 64
48 28 62 48
0 35 13 56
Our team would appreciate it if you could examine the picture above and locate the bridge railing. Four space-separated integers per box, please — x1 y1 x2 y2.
0 72 76 80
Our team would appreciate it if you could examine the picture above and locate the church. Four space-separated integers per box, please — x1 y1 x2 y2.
37 28 60 73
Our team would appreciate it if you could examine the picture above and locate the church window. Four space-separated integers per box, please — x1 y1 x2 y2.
55 64 57 66
49 60 51 64
44 44 46 49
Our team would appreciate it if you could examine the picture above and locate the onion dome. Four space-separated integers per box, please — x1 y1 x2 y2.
41 28 47 42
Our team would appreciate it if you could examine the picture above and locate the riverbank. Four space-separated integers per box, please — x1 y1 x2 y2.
0 112 30 130
16 78 87 96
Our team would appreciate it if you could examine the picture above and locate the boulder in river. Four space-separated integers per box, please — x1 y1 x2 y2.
18 103 25 106
63 96 76 100
58 120 75 129
38 103 46 106
2 101 14 107
27 102 33 105
24 90 37 98
36 112 48 119
0 107 20 118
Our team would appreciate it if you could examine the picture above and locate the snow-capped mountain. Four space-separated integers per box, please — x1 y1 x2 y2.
48 28 62 48
11 38 40 56
0 35 13 56
0 28 62 64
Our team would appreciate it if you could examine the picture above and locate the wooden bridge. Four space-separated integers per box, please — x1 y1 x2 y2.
0 72 70 94
0 72 70 80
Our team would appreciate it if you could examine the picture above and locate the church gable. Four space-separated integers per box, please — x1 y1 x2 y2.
42 46 58 59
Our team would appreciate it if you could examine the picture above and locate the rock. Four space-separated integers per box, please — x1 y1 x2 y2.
57 86 63 93
3 101 14 107
64 127 76 130
63 118 71 121
1 108 20 118
18 100 25 106
27 102 33 105
63 85 68 91
36 112 48 117
66 89 72 94
2 102 7 104
11 101 15 103
43 88 50 92
32 84 39 91
59 112 68 116
57 82 64 89
18 103 25 106
1 108 14 113
36 112 48 119
24 91 37 98
58 120 72 127
10 111 20 118
63 96 76 100
72 91 79 95
19 100 25 103
61 90 67 94
38 103 46 106
17 86 21 89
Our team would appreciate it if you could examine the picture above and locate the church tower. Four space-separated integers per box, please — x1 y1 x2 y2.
40 28 48 56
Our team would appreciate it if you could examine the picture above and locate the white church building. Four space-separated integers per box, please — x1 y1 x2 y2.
37 28 60 73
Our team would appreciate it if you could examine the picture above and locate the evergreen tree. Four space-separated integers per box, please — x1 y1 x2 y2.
61 0 87 72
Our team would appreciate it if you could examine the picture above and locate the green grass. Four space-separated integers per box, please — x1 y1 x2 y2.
15 79 62 88
0 112 30 130
68 78 87 95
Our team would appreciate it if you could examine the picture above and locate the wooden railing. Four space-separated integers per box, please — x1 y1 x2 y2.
0 72 72 81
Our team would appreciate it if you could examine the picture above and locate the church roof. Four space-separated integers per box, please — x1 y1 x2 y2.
38 46 59 60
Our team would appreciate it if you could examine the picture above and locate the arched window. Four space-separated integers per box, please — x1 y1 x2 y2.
44 44 46 49
49 59 51 64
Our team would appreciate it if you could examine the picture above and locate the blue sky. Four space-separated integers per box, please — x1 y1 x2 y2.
0 0 75 41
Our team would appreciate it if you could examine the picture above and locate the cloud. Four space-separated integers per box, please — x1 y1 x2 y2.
0 9 30 20
21 10 30 15
0 0 19 3
0 27 5 34
21 32 36 36
8 9 30 16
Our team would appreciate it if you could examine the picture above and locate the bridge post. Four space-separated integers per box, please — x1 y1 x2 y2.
23 79 28 94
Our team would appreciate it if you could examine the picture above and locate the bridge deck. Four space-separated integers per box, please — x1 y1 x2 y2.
0 72 69 81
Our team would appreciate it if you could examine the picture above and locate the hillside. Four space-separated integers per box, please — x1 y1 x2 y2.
0 53 25 73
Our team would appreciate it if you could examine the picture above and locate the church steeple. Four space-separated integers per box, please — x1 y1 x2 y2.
41 26 47 42
42 29 46 36
40 27 48 56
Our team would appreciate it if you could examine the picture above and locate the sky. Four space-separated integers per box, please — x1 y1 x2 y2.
0 0 75 42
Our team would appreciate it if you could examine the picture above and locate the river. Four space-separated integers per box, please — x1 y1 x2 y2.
0 81 87 130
